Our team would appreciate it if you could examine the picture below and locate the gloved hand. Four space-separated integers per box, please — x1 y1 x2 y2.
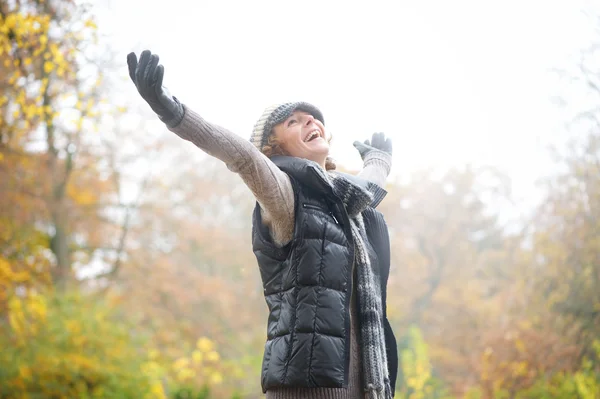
127 50 184 127
353 132 392 160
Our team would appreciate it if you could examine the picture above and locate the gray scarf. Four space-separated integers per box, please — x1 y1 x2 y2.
328 172 392 399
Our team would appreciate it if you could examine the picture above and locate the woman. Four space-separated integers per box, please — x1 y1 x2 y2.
127 50 398 399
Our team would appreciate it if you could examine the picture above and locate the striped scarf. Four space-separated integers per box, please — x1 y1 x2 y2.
328 173 392 399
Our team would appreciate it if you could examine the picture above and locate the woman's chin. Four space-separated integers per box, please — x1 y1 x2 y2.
305 139 330 155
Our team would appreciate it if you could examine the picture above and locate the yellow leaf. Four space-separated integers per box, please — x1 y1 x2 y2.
150 382 167 399
192 350 203 364
196 337 214 352
5 15 17 29
176 368 194 382
173 357 189 370
84 19 98 29
43 61 54 73
209 372 223 385
19 365 32 380
206 350 220 362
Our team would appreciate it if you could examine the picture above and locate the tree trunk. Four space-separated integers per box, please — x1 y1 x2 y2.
50 207 70 289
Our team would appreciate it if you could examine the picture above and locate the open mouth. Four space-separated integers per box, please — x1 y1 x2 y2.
304 129 322 142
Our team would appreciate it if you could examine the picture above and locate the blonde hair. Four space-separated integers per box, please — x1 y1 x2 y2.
262 132 337 171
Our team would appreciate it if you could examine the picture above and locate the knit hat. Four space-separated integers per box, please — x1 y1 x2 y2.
250 102 325 152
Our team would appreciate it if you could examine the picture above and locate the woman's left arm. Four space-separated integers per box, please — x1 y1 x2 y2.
354 132 393 188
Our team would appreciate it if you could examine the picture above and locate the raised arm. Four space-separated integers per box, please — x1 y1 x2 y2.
170 107 295 246
126 50 295 247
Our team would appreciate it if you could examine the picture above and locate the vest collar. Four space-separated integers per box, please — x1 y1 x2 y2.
270 156 387 209
270 156 335 199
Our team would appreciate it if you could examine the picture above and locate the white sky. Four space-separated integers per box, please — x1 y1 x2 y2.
98 0 593 214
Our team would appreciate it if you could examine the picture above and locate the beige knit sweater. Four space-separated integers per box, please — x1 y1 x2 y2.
169 106 392 399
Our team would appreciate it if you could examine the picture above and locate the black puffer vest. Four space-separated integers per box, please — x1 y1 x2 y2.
251 156 398 395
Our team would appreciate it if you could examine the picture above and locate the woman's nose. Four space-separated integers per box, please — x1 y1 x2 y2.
304 115 315 126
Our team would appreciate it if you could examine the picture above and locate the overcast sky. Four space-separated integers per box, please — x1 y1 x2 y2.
97 0 594 215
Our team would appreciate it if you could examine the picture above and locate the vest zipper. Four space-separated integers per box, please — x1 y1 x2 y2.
302 203 339 224
330 213 339 224
330 201 354 387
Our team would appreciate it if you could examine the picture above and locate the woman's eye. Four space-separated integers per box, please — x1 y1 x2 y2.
287 119 297 126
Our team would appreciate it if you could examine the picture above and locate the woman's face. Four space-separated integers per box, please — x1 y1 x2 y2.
272 111 329 166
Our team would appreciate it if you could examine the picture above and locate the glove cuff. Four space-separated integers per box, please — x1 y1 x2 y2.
363 149 392 176
160 96 185 128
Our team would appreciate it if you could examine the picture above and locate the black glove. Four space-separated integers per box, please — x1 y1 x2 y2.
353 132 393 159
127 50 184 127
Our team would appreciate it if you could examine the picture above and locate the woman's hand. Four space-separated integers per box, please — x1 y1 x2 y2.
127 50 184 127
353 132 392 159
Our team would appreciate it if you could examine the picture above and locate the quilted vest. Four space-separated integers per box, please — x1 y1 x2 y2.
251 156 398 394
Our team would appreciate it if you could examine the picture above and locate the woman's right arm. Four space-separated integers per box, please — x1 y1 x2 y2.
126 50 294 247
170 106 295 247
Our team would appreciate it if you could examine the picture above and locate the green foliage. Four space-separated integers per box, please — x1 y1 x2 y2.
169 384 243 399
396 326 455 399
171 385 211 399
397 330 600 399
514 342 600 399
0 291 165 399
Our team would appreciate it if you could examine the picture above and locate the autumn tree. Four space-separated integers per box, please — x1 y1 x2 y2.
0 0 120 295
529 7 600 361
109 148 267 395
463 7 600 397
377 165 526 394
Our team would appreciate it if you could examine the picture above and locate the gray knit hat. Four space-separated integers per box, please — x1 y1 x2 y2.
250 102 325 151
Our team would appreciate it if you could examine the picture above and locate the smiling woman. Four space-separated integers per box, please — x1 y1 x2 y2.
267 107 329 166
256 103 336 171
127 49 398 399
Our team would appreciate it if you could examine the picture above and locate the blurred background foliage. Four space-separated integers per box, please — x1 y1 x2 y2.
2 0 600 398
